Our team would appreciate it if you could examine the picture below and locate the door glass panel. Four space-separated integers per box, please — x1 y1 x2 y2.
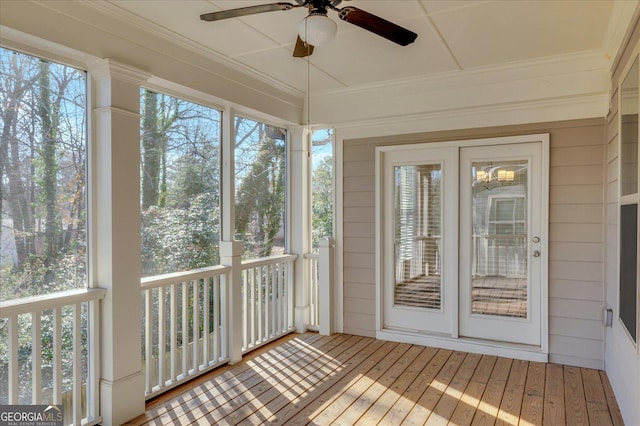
394 164 442 309
471 160 528 318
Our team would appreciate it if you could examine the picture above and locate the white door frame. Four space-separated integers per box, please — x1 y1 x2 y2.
375 134 549 362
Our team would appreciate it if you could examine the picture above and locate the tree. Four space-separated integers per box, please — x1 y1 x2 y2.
234 119 286 258
311 155 333 248
141 90 161 209
1 47 89 408
1 47 87 299
139 90 221 276
0 51 39 269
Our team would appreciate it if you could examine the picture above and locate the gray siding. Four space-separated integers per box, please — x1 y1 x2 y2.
342 119 606 367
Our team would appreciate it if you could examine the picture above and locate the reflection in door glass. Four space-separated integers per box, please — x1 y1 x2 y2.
471 160 528 318
394 164 442 309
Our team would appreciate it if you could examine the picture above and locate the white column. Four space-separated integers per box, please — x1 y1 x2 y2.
221 107 244 363
319 237 335 335
89 59 149 426
220 240 244 364
290 125 311 332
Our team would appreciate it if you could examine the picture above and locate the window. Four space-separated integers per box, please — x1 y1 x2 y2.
140 90 221 276
619 57 639 343
0 47 87 300
393 164 442 309
0 47 88 407
311 128 333 251
234 116 286 259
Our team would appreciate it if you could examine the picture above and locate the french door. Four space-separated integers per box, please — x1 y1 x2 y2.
380 147 458 335
379 136 547 348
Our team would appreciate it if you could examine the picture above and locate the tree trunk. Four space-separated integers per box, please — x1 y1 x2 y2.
40 60 61 267
142 90 160 209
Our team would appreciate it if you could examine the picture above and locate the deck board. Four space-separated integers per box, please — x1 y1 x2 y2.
520 361 546 425
564 366 588 426
125 333 625 426
449 355 497 425
495 359 528 426
543 363 566 426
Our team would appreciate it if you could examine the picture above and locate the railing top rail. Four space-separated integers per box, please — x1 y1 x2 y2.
304 253 320 259
0 288 107 318
141 264 232 290
241 254 297 270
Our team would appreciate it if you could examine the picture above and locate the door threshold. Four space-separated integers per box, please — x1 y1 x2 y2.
377 328 548 363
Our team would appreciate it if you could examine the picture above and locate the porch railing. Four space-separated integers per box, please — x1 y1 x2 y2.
140 265 231 399
140 254 297 397
472 234 527 277
240 254 296 353
305 237 334 335
305 252 320 331
0 288 106 426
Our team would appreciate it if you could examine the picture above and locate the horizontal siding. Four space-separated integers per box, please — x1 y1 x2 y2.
342 160 373 177
550 317 603 340
343 237 375 254
344 207 375 223
343 312 375 337
549 223 602 243
549 279 603 302
343 192 375 207
549 204 602 223
343 137 378 340
550 164 603 185
607 181 618 203
343 222 375 238
344 176 375 193
344 282 375 299
549 242 602 262
344 297 375 315
607 203 618 225
549 298 604 321
550 145 605 167
549 260 603 282
341 118 606 369
549 335 603 360
549 184 603 204
343 267 375 284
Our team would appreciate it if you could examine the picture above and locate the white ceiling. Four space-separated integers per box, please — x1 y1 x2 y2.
100 0 619 97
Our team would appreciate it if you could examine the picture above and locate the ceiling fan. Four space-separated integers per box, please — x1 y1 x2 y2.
200 0 418 58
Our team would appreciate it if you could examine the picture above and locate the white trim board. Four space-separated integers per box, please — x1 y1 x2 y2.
377 330 548 363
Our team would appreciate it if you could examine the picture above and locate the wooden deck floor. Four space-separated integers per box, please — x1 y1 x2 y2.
126 333 624 426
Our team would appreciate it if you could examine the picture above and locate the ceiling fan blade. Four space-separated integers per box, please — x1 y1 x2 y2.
293 36 314 57
338 6 417 46
200 2 298 22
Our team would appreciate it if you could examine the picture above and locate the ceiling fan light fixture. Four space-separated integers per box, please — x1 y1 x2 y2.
298 13 337 47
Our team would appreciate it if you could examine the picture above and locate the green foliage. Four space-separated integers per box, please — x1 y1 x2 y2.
1 47 87 300
311 155 333 248
141 193 220 276
139 89 221 276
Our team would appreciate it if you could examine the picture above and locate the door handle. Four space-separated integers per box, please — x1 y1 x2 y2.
533 250 541 257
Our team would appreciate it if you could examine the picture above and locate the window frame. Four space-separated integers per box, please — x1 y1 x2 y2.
617 51 640 349
0 43 91 295
232 113 290 259
138 86 224 276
